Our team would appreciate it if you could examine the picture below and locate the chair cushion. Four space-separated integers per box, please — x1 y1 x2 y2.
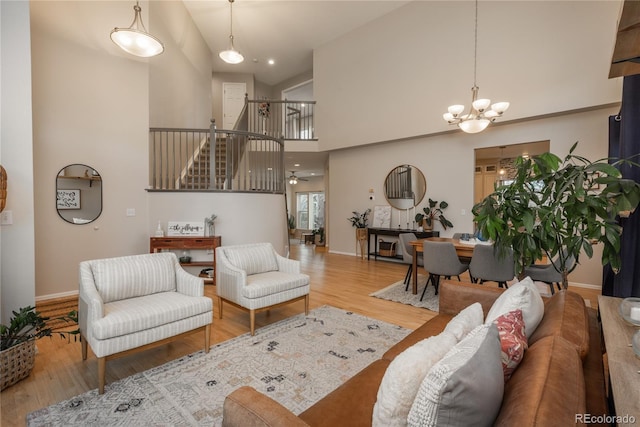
243 271 309 299
91 253 177 303
407 323 504 427
224 245 279 276
92 292 212 340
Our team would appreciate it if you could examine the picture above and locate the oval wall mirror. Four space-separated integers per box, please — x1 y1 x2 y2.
384 164 427 209
56 164 102 224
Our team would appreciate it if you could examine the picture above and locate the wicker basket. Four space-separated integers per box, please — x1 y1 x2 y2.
0 339 36 391
379 240 397 257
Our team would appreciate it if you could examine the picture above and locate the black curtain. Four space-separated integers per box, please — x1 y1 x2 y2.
603 74 640 297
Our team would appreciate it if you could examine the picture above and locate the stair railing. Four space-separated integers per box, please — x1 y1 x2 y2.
149 122 284 192
245 96 317 141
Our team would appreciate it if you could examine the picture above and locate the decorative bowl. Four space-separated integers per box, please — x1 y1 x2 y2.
179 256 191 264
619 297 640 326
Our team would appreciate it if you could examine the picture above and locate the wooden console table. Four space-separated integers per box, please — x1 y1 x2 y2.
367 228 439 261
598 295 640 425
150 236 221 285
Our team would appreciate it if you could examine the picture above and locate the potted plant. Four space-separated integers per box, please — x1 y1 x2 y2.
313 227 326 246
414 198 454 230
472 142 640 289
348 209 371 258
1 306 78 390
288 214 296 236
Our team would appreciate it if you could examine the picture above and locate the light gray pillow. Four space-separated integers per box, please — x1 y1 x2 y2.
407 323 504 427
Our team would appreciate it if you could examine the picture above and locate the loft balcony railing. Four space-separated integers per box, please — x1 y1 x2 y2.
241 96 317 141
148 121 285 192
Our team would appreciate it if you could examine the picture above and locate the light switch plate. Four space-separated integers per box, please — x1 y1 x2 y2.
126 208 136 217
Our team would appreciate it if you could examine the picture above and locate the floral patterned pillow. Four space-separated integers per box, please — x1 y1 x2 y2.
493 309 528 381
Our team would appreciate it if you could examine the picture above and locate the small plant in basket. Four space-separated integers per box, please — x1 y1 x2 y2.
348 209 371 228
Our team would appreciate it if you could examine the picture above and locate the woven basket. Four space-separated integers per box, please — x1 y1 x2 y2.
0 164 6 213
0 339 36 391
379 240 397 257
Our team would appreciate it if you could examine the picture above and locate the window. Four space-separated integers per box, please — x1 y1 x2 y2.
296 192 325 229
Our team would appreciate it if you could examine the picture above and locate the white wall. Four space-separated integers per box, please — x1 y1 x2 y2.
315 1 622 150
147 192 289 257
328 106 616 287
1 1 36 324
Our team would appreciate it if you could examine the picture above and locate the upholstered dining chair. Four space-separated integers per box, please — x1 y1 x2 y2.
399 233 423 291
524 252 576 295
468 244 515 289
421 240 469 300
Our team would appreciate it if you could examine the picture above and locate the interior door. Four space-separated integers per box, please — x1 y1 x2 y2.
223 82 246 129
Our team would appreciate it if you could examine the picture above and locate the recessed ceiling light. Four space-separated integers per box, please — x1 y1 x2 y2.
294 163 300 167
268 59 275 65
311 173 315 176
252 58 258 63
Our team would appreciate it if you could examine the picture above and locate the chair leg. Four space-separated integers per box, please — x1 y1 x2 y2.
433 275 441 296
420 274 433 301
81 335 88 360
98 357 106 394
404 265 412 290
204 324 211 353
218 297 223 319
304 294 310 315
250 309 256 336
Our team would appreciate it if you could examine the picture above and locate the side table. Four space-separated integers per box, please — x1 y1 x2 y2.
150 236 221 285
598 295 640 425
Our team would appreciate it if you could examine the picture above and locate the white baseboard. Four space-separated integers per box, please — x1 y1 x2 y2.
36 290 79 302
567 281 602 290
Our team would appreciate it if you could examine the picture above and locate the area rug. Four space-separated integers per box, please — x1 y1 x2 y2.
27 305 410 426
369 274 439 312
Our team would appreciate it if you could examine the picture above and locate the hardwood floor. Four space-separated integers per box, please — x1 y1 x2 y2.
0 243 602 426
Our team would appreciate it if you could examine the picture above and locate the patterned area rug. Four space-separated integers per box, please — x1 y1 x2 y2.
27 306 409 426
370 274 439 312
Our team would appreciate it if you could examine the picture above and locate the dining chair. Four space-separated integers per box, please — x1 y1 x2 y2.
468 244 515 289
399 233 423 291
421 240 469 299
523 252 576 295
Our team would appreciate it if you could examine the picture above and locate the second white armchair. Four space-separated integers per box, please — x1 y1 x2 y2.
216 243 310 335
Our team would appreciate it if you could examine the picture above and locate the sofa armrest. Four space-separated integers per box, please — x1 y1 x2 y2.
275 253 300 274
216 247 248 302
439 281 504 317
222 386 309 427
78 261 105 336
175 261 204 297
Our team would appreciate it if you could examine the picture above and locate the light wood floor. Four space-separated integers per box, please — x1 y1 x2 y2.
0 243 601 426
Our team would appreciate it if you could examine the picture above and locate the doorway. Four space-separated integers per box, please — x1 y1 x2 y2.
223 82 246 129
474 141 550 204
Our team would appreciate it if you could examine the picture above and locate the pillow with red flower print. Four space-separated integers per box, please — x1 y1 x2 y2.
493 309 528 381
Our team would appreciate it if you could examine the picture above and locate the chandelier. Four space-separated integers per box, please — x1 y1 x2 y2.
110 1 164 58
219 0 244 64
443 0 509 133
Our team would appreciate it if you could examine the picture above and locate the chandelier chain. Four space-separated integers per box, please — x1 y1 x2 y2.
473 0 478 88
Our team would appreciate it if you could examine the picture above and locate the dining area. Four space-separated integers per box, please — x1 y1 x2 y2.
399 234 562 301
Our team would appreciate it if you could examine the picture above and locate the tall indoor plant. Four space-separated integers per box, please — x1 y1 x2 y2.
348 209 371 258
472 143 640 289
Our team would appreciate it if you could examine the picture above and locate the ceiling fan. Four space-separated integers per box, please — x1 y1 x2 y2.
288 171 308 185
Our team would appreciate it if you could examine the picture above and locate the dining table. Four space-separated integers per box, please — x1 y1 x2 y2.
408 237 479 295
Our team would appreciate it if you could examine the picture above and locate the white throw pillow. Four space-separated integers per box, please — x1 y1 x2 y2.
444 302 484 341
485 276 544 339
372 303 483 427
407 324 504 427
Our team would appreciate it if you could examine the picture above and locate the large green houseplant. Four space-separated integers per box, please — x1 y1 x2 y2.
473 143 640 290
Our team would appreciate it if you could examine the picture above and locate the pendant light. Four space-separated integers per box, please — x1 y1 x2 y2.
219 0 244 64
442 0 509 133
110 1 164 58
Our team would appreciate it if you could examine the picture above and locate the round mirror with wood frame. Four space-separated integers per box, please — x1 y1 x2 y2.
384 164 427 209
56 164 102 225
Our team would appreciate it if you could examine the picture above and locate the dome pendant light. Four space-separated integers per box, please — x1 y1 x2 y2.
442 0 508 133
110 1 164 58
219 0 244 64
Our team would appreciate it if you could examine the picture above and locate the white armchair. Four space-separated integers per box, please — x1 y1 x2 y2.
216 243 310 335
79 252 213 394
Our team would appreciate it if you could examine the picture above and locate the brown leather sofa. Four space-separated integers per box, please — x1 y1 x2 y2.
222 281 608 427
